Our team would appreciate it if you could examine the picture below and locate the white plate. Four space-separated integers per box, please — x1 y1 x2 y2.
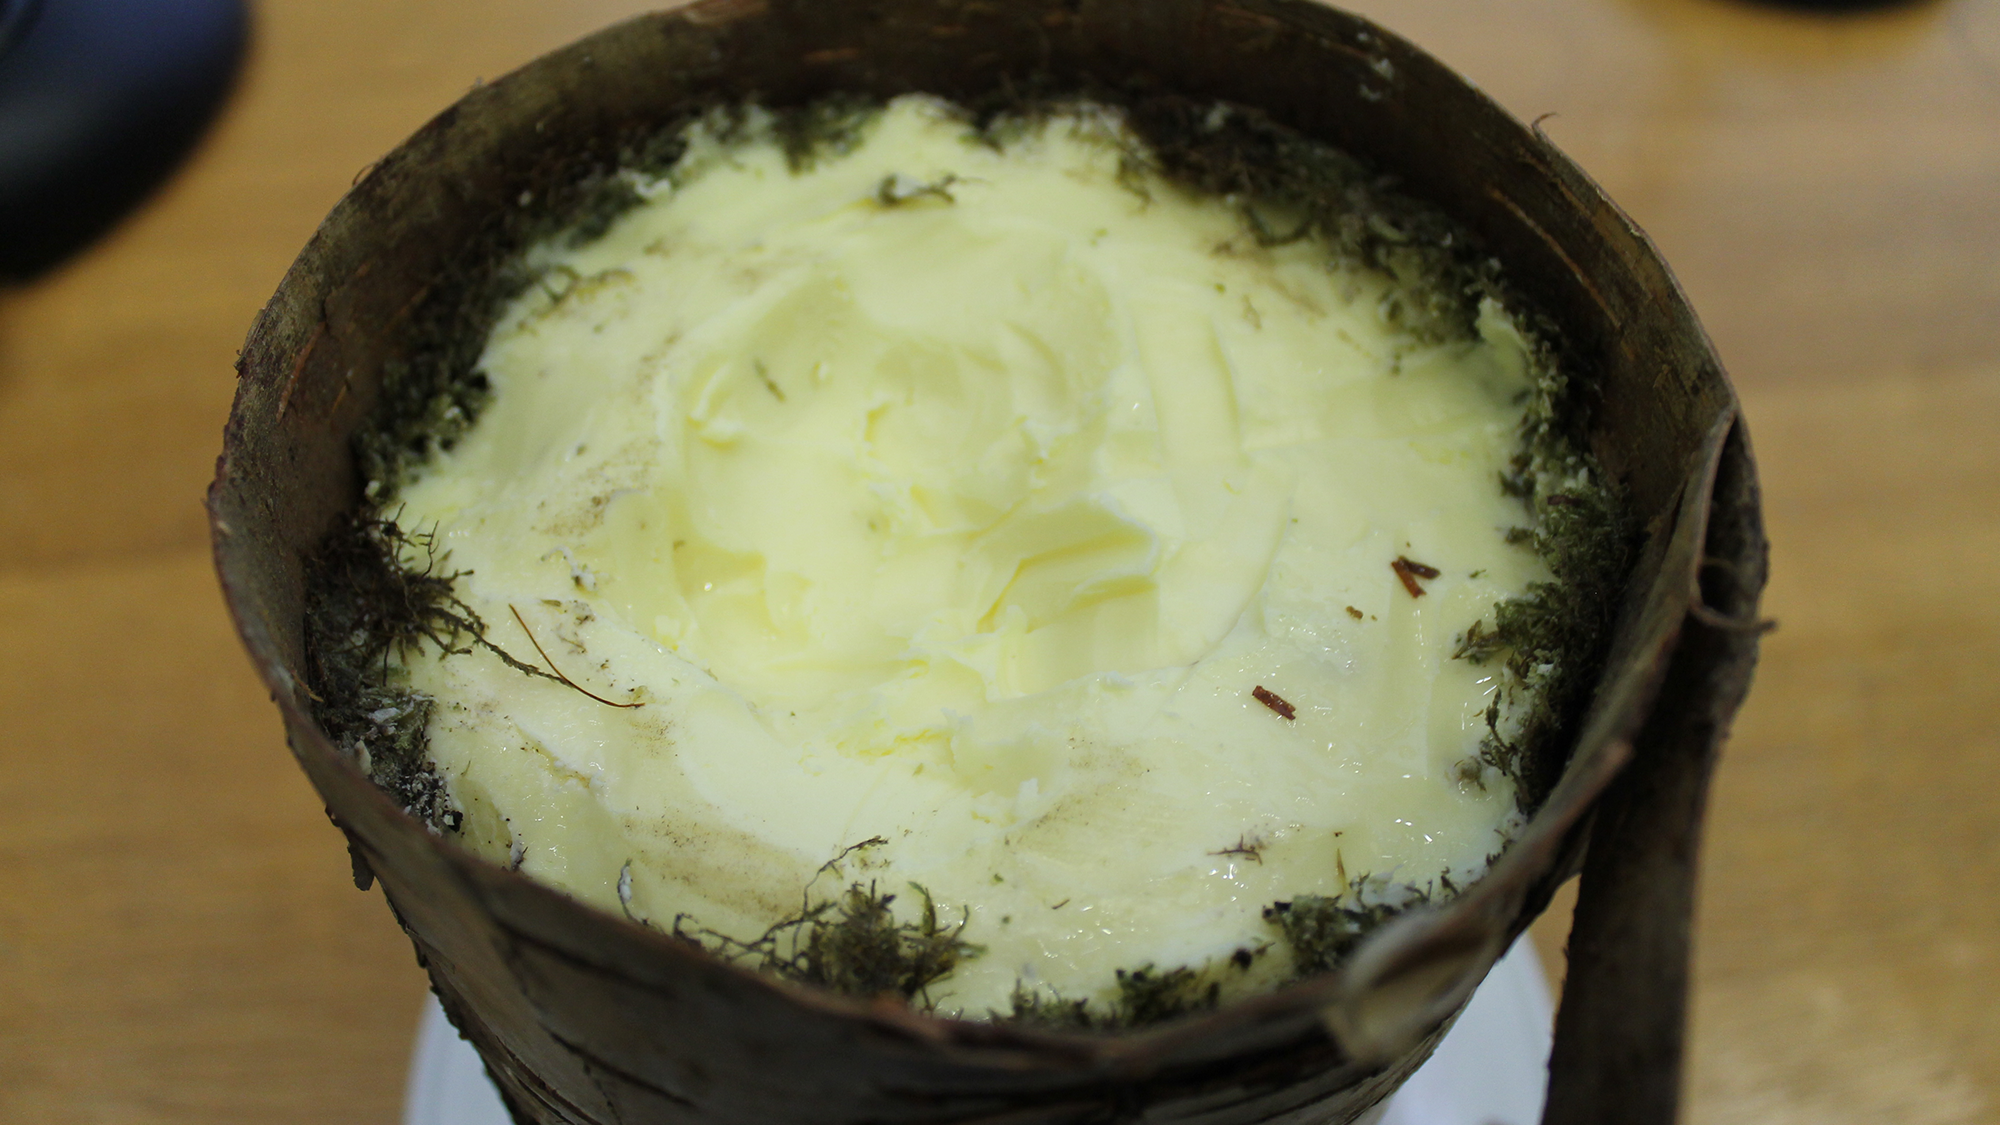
404 938 1553 1125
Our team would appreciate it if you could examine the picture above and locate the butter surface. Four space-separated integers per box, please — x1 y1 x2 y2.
394 99 1547 1014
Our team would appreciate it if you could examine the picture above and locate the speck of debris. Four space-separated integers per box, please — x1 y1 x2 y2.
1391 555 1441 597
1252 685 1296 720
1345 605 1365 620
1210 833 1266 864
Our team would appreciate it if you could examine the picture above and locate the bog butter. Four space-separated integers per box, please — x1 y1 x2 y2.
392 98 1546 1015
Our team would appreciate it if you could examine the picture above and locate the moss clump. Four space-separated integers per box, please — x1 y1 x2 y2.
563 180 647 247
1002 965 1223 1030
302 513 589 828
1112 964 1221 1025
357 364 492 504
1004 984 1100 1030
772 93 881 172
1008 874 1432 1028
1453 368 1632 801
562 107 728 246
1004 943 1274 1030
302 514 475 830
791 881 977 1001
674 842 982 1009
1263 888 1407 977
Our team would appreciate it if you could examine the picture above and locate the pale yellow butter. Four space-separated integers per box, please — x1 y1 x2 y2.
393 97 1547 1015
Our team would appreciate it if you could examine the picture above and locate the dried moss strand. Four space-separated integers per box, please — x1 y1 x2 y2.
506 604 644 708
301 514 642 827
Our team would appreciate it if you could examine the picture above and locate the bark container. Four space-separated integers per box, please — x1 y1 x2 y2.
210 1 1768 1121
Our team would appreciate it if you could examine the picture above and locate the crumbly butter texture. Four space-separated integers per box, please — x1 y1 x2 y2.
394 98 1546 1015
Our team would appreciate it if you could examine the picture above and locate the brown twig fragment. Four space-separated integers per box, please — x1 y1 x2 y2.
1391 555 1440 597
1252 685 1296 720
1210 833 1265 864
509 604 644 708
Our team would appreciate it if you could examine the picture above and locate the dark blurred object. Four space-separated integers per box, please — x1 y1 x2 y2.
1742 0 1929 11
0 0 248 282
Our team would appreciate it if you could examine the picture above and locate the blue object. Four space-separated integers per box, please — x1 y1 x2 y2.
0 0 248 280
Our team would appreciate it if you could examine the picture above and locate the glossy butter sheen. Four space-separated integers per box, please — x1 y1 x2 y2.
394 99 1546 1013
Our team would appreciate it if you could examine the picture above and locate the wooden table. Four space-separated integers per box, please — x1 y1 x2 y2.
1 1 1994 1121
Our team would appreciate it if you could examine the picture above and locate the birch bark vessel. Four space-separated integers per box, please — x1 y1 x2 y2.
210 1 1767 1121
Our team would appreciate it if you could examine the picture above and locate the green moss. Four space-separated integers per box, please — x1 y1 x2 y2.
1262 881 1409 977
301 513 618 827
1112 964 1221 1024
1004 984 1099 1029
792 881 978 1001
1003 941 1273 1030
356 364 492 503
1001 966 1222 1030
564 179 647 247
562 108 752 247
1454 371 1633 804
1003 869 1444 1025
301 514 474 831
772 94 881 172
673 841 982 1009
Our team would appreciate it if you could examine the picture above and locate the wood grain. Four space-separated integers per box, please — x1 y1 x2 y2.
0 0 1994 1122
